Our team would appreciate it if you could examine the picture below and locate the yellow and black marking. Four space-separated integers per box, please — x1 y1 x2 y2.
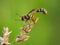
21 8 47 23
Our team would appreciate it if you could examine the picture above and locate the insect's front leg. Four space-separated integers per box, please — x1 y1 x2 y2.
31 17 39 24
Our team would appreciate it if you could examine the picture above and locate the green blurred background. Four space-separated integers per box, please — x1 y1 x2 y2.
0 0 60 45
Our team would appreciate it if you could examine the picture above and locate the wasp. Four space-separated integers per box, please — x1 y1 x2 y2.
16 35 30 42
20 8 47 22
0 27 12 45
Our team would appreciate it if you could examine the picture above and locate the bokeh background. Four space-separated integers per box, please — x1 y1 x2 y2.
0 0 60 45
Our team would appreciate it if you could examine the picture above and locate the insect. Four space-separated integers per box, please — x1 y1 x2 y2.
0 27 12 45
20 8 47 22
16 35 30 42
